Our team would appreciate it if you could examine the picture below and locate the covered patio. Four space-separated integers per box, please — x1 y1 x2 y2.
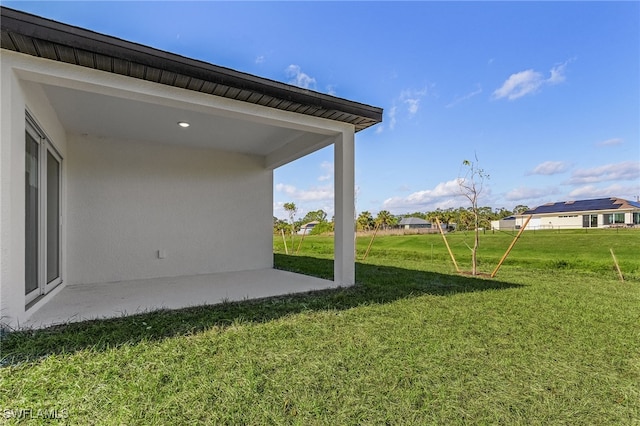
0 7 382 330
23 269 338 329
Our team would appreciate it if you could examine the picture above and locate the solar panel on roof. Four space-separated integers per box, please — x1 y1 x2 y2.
527 197 640 214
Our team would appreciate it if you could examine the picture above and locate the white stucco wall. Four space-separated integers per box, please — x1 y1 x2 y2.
1 51 274 326
0 64 69 326
542 215 582 229
1 48 357 328
522 210 639 230
66 134 273 285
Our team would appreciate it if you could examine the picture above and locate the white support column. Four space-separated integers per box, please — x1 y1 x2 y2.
334 130 355 286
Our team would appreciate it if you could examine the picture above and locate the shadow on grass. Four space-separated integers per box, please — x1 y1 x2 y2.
1 254 521 366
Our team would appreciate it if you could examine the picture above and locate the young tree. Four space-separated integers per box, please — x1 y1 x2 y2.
283 202 297 246
458 157 489 275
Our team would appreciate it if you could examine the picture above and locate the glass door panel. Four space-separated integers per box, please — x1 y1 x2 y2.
25 115 63 304
46 150 61 285
25 131 39 297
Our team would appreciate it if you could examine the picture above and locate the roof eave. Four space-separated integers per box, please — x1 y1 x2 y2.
0 6 382 132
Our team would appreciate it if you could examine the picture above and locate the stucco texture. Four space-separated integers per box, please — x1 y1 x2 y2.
66 134 273 285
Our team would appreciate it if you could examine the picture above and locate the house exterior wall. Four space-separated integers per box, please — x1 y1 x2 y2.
522 210 639 230
1 51 272 326
538 214 582 229
1 47 359 328
0 62 69 326
66 134 272 285
491 219 517 230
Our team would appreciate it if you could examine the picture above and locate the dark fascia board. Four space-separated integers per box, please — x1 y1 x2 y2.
0 6 382 129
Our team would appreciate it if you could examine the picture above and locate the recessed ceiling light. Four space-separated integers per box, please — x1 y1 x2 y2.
177 121 190 128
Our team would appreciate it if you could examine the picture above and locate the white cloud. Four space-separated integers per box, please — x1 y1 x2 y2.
405 98 420 115
400 88 428 116
318 161 333 182
388 106 397 130
382 179 464 212
493 69 544 100
597 138 623 147
446 85 483 108
505 186 559 201
528 161 570 176
384 87 429 131
567 182 640 199
493 60 572 100
548 61 569 84
326 84 337 96
285 64 316 90
275 182 333 202
255 55 265 64
566 161 640 185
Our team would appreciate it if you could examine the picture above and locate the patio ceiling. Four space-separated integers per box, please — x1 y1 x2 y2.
41 83 325 157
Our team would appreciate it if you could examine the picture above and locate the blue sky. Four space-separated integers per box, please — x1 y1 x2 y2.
5 1 639 220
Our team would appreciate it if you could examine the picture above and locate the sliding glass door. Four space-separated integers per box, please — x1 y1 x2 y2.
25 128 40 299
25 116 62 304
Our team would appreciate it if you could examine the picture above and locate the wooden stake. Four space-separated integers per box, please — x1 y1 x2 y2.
362 222 380 261
435 217 459 273
610 248 624 282
295 227 306 255
281 229 288 255
491 215 532 278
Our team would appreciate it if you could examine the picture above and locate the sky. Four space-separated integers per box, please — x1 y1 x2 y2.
4 1 639 220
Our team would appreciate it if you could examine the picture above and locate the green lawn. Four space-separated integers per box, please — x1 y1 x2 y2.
1 231 639 424
279 228 640 278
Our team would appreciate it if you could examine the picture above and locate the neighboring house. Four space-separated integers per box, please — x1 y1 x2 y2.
397 217 432 229
298 221 319 235
0 7 382 328
515 197 640 230
491 216 519 231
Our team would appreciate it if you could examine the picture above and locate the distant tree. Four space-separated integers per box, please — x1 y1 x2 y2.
293 209 331 235
478 206 495 229
404 211 428 220
455 207 475 231
430 208 457 231
300 209 328 224
273 216 289 234
357 211 375 231
310 221 333 235
458 157 489 275
513 204 530 215
376 210 397 230
495 207 513 219
283 202 297 246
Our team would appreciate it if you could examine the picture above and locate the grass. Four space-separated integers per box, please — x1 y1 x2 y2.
1 230 639 424
279 228 640 278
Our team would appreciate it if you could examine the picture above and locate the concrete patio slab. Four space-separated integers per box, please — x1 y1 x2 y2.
23 269 338 329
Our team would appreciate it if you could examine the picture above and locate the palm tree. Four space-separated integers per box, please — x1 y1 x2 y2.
375 210 396 230
283 202 297 247
357 211 374 231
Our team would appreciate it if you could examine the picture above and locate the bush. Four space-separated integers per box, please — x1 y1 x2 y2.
310 221 333 235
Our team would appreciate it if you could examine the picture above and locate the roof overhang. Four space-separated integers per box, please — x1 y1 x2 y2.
1 6 382 132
